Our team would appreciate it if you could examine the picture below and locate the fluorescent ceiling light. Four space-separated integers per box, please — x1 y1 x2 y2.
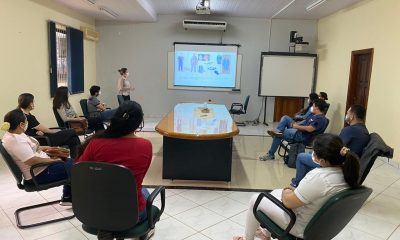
82 0 96 5
99 6 118 19
306 0 328 12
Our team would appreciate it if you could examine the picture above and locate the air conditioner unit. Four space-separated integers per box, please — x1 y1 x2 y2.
80 27 99 41
182 20 227 31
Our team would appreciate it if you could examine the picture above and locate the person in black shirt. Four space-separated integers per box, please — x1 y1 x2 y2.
18 93 80 158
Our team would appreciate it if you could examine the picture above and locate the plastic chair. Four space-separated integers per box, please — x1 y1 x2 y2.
0 142 74 229
72 162 165 240
229 95 250 126
253 187 373 240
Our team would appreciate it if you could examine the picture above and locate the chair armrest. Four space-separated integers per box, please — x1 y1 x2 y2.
146 186 165 228
29 160 70 188
253 192 296 238
230 103 243 111
49 127 66 130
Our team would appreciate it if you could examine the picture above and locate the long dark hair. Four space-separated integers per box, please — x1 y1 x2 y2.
77 101 144 157
18 93 34 109
53 87 70 109
4 109 26 131
312 133 360 188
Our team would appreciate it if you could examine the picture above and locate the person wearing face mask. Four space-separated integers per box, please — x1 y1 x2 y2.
1 109 73 206
18 93 81 158
290 104 369 187
260 99 328 161
117 67 134 102
87 85 117 122
234 133 360 240
294 92 319 121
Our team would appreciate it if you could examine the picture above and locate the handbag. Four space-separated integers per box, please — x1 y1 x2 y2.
45 147 70 159
67 119 88 135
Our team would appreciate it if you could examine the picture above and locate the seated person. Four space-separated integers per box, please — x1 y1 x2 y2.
259 99 328 161
294 92 319 121
1 109 73 206
53 86 86 123
76 100 151 223
234 133 360 240
291 104 370 187
18 93 80 158
87 85 116 121
319 91 328 101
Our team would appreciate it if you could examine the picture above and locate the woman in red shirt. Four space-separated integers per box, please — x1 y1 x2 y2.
76 100 152 223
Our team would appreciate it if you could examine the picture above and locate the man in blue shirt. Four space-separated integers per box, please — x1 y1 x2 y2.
291 104 370 187
259 99 328 161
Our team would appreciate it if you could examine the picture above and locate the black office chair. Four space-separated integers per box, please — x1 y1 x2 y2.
278 118 330 159
72 162 165 240
229 95 250 126
52 108 93 137
253 187 372 240
0 142 74 229
79 99 105 131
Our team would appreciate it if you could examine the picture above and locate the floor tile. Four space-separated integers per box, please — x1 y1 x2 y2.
203 197 247 218
388 226 400 240
333 226 384 240
174 206 225 231
0 225 23 240
38 228 88 240
226 191 256 205
229 210 247 227
160 195 198 216
348 213 398 239
179 190 224 205
184 233 211 240
201 220 244 240
151 217 196 240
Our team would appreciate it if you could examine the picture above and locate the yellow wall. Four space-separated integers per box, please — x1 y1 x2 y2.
317 0 399 159
0 0 96 132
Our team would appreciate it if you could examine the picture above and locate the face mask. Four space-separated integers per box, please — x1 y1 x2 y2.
98 91 101 96
344 114 351 124
311 151 320 165
23 122 28 132
310 106 314 112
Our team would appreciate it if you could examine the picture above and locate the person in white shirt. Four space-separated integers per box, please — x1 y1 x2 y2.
233 133 360 240
117 67 134 102
1 109 73 206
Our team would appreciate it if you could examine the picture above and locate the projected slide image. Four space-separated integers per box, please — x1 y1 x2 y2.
174 51 237 88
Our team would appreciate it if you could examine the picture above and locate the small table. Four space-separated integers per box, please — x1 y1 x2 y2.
155 103 239 181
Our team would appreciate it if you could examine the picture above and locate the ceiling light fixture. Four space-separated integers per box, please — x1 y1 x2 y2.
99 6 118 19
306 0 328 12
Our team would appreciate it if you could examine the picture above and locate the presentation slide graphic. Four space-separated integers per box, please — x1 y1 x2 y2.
174 51 237 88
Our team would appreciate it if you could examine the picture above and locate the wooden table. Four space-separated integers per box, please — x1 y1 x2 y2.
155 103 239 181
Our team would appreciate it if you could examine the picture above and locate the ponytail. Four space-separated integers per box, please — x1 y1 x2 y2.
341 151 360 188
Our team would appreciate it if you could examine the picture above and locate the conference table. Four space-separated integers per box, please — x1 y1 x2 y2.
155 103 239 181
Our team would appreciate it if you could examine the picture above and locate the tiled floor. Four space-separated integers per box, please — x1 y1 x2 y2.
0 132 399 240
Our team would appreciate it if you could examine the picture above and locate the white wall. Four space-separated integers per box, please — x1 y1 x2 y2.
96 15 317 122
0 0 96 130
316 0 399 160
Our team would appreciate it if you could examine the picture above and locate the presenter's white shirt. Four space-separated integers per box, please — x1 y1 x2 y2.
292 167 349 237
2 132 49 180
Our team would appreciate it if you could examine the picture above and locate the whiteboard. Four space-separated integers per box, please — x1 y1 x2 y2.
258 53 316 97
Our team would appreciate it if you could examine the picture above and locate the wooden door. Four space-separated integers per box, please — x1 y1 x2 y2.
274 97 304 121
346 49 373 120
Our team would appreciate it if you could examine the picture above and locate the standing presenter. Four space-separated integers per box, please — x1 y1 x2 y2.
117 67 134 102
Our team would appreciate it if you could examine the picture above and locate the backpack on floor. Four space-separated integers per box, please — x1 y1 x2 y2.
284 143 306 168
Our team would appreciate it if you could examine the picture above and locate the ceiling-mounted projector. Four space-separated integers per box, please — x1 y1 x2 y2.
196 0 210 14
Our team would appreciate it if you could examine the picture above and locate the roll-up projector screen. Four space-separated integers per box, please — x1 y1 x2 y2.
168 43 241 91
258 53 317 97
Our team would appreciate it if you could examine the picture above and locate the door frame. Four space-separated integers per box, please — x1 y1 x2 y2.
345 48 374 113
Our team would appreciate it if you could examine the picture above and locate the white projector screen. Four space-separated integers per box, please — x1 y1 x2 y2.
167 43 241 91
258 53 317 97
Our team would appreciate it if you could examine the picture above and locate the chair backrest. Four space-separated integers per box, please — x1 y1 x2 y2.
322 118 330 133
0 142 24 188
243 95 250 113
72 162 139 232
117 95 124 105
323 102 330 115
80 99 89 116
52 108 65 128
303 187 372 240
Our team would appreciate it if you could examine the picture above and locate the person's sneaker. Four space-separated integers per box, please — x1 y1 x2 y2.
59 196 72 206
267 130 283 138
259 154 275 161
